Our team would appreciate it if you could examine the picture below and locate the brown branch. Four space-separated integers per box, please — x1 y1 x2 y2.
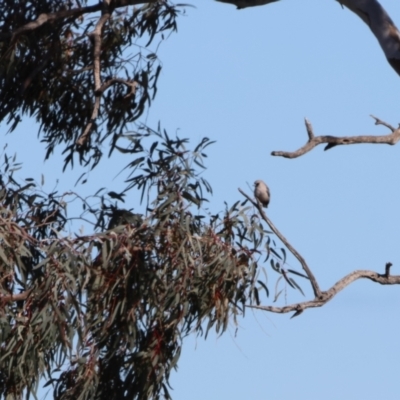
249 267 400 316
0 1 153 41
272 116 400 159
0 0 163 148
76 3 111 148
2 4 100 41
96 78 138 98
76 3 139 147
238 187 322 299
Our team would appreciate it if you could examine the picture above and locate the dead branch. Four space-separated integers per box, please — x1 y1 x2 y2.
238 187 322 298
385 262 393 277
216 0 400 77
249 267 400 316
272 116 400 159
239 187 400 317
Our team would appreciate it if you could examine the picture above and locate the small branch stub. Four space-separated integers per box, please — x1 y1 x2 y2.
385 262 393 277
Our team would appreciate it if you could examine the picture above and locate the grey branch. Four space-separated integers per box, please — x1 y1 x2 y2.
216 0 400 77
272 116 400 159
239 187 400 317
238 187 322 298
215 0 279 9
249 267 400 315
339 0 400 76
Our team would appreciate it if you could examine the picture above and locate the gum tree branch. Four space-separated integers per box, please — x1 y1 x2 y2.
74 3 139 147
76 3 112 147
216 0 400 76
1 0 153 41
238 187 322 298
249 264 400 317
96 78 138 96
338 0 400 76
239 185 400 317
272 116 400 159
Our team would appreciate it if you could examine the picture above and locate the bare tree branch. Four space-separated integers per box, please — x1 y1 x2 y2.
216 0 400 77
215 0 279 9
249 267 400 316
339 0 400 76
272 116 400 159
238 187 322 298
385 261 393 277
239 187 400 317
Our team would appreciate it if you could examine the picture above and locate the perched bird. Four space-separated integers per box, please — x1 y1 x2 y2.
215 0 279 10
254 180 270 208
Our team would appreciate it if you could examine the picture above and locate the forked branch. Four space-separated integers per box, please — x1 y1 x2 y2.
272 116 400 159
75 4 140 147
238 189 400 317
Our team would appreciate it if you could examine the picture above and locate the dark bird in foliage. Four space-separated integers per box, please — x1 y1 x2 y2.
108 209 143 230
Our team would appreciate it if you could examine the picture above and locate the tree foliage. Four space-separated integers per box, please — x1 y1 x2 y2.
0 1 294 389
0 126 290 399
0 0 180 169
2 1 399 399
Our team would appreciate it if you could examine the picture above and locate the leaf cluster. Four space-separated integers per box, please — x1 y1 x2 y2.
0 0 181 169
0 131 282 399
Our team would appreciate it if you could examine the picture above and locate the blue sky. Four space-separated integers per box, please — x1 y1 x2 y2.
2 1 400 399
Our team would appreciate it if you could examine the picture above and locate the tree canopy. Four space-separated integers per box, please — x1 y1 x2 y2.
1 1 399 399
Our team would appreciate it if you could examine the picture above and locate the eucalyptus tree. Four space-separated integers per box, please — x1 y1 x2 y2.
1 1 400 399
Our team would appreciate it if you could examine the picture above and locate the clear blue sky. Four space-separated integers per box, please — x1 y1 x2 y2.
2 1 400 399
